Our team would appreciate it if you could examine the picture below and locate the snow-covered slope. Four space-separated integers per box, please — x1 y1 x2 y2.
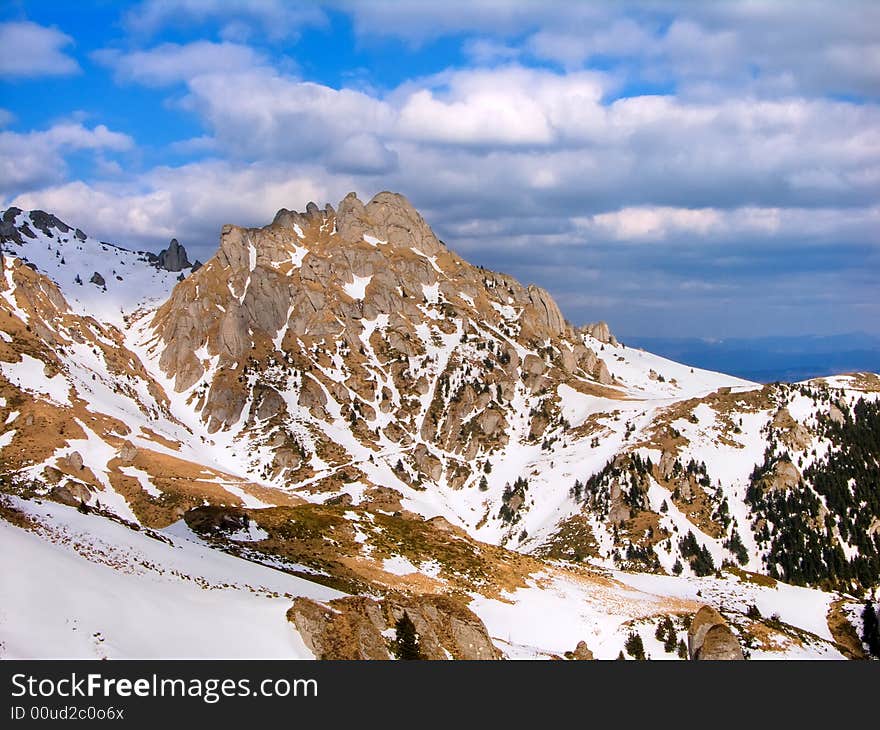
1 208 187 325
0 497 340 658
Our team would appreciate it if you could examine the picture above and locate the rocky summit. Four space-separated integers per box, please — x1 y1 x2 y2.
1 192 878 660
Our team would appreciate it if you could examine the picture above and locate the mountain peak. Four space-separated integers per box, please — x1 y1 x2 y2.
266 190 444 257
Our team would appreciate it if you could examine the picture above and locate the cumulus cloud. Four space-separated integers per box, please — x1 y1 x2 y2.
93 41 268 86
97 41 878 214
8 160 353 256
0 21 79 77
395 67 606 146
0 122 133 196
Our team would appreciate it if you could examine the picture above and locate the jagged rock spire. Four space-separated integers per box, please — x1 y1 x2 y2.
154 238 192 272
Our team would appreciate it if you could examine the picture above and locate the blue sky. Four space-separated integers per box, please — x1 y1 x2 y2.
1 0 878 340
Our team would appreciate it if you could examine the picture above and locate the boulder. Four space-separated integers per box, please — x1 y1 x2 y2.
50 482 92 507
522 353 546 376
323 492 353 507
65 451 84 471
117 440 138 464
688 605 743 660
288 593 501 660
594 358 613 385
570 640 595 660
412 443 442 482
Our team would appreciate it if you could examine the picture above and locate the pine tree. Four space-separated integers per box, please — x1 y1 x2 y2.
655 620 665 642
393 611 422 660
661 616 677 653
624 631 646 660
862 600 880 658
677 639 688 659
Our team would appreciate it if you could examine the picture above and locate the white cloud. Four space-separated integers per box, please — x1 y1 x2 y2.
527 18 656 68
0 122 133 196
590 207 722 240
579 205 880 243
94 41 268 86
125 0 327 40
183 69 395 160
8 160 352 255
396 67 606 146
0 21 79 77
341 1 606 45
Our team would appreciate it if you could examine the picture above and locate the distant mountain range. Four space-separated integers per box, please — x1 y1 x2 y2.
626 333 880 383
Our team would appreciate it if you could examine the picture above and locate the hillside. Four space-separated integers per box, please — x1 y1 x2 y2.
1 195 878 660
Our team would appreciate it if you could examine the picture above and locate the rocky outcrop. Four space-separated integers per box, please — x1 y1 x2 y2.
154 238 192 272
288 593 501 660
89 272 106 288
50 482 92 507
29 210 70 237
772 407 811 450
566 640 595 660
582 321 618 346
523 285 567 337
766 458 802 491
334 191 445 256
826 599 866 660
0 208 23 245
688 605 743 660
1 209 74 245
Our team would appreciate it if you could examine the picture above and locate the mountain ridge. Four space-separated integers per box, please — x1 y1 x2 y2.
1 192 878 660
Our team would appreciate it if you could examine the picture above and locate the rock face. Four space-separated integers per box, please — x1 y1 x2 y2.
28 210 70 237
688 605 744 660
288 593 501 660
149 190 615 502
154 238 192 272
